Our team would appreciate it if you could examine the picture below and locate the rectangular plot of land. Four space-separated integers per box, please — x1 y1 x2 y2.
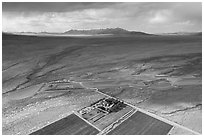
107 111 173 135
30 113 99 135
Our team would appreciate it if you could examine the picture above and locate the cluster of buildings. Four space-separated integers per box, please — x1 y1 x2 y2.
48 79 69 84
79 98 126 116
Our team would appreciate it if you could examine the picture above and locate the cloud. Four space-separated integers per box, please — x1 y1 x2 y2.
2 2 118 13
149 10 172 24
2 2 202 33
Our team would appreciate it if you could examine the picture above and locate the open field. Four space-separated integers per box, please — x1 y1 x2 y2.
2 33 202 134
107 111 173 135
30 113 99 135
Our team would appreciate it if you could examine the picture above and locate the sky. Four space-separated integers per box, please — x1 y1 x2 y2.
2 2 202 33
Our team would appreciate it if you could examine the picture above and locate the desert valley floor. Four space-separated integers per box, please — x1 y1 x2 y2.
2 33 202 135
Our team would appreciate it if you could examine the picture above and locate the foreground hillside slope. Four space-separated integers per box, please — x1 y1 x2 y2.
2 33 202 134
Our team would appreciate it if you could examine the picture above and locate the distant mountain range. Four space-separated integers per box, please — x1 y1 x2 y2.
2 28 202 36
64 28 150 35
157 32 202 36
3 28 150 36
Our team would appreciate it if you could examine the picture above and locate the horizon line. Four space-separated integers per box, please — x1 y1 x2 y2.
2 27 202 35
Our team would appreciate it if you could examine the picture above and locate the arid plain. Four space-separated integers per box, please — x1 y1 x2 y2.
2 33 202 134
